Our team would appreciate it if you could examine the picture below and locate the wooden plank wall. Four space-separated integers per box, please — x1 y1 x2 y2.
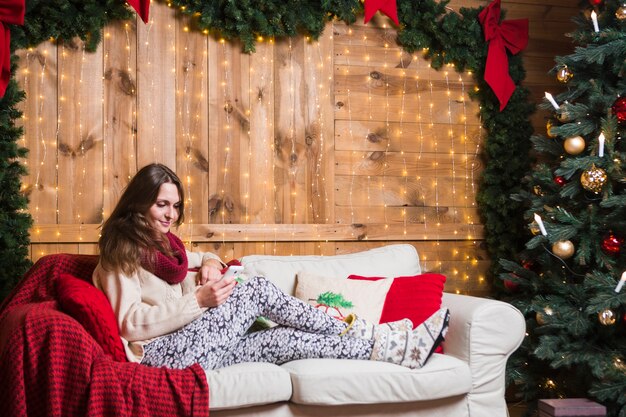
16 0 577 296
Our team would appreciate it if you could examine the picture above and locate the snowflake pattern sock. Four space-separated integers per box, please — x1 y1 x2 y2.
370 308 450 369
341 314 413 340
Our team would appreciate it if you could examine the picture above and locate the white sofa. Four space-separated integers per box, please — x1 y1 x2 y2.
205 244 525 417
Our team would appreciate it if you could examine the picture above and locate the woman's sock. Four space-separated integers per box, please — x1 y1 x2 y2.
370 308 450 369
341 314 413 340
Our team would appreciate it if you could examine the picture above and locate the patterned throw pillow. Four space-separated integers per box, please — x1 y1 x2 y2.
55 273 128 362
296 271 391 322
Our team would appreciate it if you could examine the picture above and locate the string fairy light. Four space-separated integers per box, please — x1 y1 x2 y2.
414 52 427 240
382 23 390 231
143 13 158 161
398 56 409 238
77 44 87 243
458 71 473 290
362 28 372 227
344 25 357 225
426 61 441 274
444 69 458 238
35 48 49 228
102 32 109 226
310 36 330 225
220 38 234 241
254 36 275 248
288 37 297 239
178 17 208 247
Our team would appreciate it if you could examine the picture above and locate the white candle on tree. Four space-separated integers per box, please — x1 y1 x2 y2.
544 92 560 110
533 213 548 236
591 11 600 32
598 133 605 157
615 271 626 293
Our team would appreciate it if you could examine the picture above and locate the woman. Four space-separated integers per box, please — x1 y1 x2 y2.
93 163 449 371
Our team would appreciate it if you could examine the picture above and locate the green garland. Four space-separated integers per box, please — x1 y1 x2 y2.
1 0 534 299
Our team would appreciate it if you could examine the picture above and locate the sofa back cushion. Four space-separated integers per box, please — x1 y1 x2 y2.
240 244 421 295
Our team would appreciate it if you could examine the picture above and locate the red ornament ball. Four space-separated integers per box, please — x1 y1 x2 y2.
613 97 626 124
504 275 520 292
554 176 566 186
601 232 624 256
588 0 603 5
521 259 539 273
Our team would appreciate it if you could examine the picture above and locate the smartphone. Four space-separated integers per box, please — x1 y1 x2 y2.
221 265 244 281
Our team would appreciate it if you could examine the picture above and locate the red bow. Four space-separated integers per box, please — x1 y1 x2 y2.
364 0 399 26
0 0 25 98
127 0 151 24
478 0 528 111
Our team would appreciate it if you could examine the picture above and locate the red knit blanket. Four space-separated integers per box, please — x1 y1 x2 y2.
0 254 209 417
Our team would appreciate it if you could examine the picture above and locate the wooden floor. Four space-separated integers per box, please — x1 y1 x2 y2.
509 402 534 417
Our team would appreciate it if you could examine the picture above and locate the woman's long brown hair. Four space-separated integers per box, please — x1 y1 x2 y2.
98 163 185 275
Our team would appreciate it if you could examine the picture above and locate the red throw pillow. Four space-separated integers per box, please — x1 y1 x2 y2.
348 273 446 352
55 273 128 362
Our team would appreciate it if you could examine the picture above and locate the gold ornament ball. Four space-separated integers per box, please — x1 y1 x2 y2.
536 312 546 326
530 223 540 236
556 66 573 83
557 109 571 123
616 4 626 20
546 120 557 138
536 307 554 325
564 136 586 155
598 309 617 326
552 240 575 259
580 164 607 194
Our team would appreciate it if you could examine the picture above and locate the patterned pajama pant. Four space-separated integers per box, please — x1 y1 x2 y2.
141 276 374 370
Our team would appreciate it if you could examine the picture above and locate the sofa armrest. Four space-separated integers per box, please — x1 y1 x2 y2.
441 292 525 416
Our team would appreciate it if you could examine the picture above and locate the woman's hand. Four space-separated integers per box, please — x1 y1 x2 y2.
195 258 236 308
195 272 236 308
197 259 223 286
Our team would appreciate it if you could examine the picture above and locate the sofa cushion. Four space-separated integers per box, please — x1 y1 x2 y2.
281 355 472 406
295 271 389 322
55 273 127 362
205 362 292 410
240 244 421 295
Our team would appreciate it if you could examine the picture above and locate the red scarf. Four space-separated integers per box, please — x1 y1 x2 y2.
141 232 188 284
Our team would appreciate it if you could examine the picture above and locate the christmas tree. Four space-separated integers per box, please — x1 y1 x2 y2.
0 72 32 302
499 1 626 415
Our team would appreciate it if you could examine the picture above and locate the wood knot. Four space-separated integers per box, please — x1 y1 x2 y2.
369 151 384 161
183 60 195 73
369 71 382 80
206 231 215 238
336 101 344 108
224 102 234 113
208 195 222 216
289 153 298 164
351 223 367 241
305 135 314 145
366 133 383 143
119 70 136 96
224 195 235 212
